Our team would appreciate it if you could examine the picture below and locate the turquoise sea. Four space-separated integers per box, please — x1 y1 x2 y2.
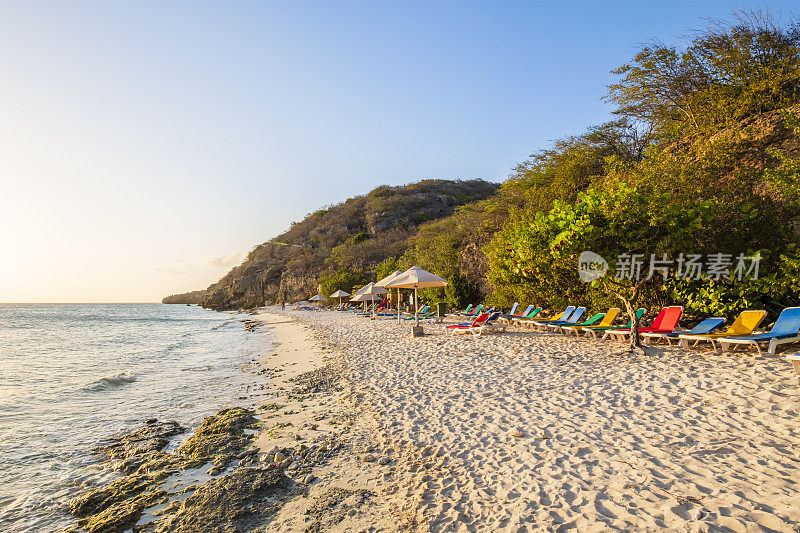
0 304 268 531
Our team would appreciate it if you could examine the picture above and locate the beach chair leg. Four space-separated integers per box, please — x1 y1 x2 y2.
768 339 778 356
755 343 762 356
791 359 800 375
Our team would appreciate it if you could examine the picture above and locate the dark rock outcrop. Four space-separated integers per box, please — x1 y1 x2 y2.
67 408 263 532
152 467 290 532
162 290 207 305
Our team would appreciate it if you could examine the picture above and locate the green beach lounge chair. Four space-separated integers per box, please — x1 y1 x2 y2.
583 309 646 339
557 311 608 335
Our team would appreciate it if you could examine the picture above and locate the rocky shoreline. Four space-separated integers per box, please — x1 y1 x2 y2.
63 312 391 533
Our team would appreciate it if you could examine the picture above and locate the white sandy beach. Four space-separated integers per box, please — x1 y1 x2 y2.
253 308 800 532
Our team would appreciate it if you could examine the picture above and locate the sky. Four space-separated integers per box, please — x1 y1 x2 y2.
1 1 797 302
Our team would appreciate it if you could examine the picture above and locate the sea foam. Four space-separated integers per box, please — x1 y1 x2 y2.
86 372 137 390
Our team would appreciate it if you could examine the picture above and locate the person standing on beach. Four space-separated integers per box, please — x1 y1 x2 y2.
281 301 285 310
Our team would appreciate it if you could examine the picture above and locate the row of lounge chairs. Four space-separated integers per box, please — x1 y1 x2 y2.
447 301 800 356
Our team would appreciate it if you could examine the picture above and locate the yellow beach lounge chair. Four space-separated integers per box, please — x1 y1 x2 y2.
562 308 620 337
678 310 767 350
717 307 800 355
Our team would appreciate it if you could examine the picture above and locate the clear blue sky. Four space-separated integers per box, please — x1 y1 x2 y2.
1 1 796 301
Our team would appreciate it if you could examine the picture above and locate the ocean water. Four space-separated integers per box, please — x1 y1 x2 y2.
0 303 269 531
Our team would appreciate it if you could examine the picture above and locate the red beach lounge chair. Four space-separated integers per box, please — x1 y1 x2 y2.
446 312 491 337
604 306 683 341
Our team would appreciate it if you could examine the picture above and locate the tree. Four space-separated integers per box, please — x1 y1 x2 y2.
607 11 800 135
375 257 401 281
444 272 481 310
318 269 368 298
487 184 713 351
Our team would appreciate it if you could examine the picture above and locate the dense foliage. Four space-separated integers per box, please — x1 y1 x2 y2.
318 269 368 300
485 13 800 320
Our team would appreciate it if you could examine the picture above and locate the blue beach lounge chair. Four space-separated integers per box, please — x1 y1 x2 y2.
558 311 608 335
678 310 767 350
543 307 587 331
717 307 800 355
523 306 576 329
562 308 620 337
502 304 532 319
510 306 542 326
641 317 725 346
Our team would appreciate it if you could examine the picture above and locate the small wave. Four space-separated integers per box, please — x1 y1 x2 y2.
210 319 236 331
84 372 137 391
180 365 212 372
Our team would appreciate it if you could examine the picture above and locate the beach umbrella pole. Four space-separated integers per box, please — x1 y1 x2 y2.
415 286 419 327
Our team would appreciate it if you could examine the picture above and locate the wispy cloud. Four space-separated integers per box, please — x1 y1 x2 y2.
201 250 248 268
155 263 196 275
156 250 247 276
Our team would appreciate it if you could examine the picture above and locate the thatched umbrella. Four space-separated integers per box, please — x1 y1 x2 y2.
359 283 389 317
329 289 350 307
386 266 448 327
376 270 404 323
309 294 327 306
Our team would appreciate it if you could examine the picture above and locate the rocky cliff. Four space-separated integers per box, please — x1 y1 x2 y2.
192 179 499 310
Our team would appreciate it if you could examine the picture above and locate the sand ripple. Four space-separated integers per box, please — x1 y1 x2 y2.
294 311 800 531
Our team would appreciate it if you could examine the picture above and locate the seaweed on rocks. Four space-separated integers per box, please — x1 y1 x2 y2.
66 408 272 533
291 364 342 396
176 407 257 471
94 420 185 474
151 467 290 532
68 471 170 518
